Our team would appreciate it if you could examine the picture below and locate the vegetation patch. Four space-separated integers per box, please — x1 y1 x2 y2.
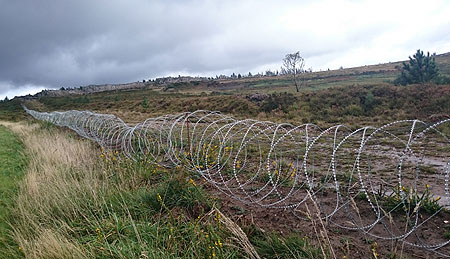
0 123 27 254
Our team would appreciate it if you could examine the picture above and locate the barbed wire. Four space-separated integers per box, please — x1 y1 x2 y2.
23 105 450 255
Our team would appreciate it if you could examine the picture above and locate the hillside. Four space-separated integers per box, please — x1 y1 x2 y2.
1 52 450 125
19 52 450 97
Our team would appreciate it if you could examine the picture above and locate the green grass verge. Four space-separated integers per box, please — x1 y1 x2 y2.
0 125 27 253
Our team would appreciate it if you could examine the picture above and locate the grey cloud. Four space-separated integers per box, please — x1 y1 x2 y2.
0 0 244 88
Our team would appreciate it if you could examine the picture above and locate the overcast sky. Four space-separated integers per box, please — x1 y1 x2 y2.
1 0 449 99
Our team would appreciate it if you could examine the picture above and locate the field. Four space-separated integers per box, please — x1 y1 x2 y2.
0 54 450 258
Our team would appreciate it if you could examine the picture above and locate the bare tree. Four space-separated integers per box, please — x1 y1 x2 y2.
282 51 305 92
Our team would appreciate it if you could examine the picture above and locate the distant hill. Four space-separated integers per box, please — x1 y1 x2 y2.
19 52 450 99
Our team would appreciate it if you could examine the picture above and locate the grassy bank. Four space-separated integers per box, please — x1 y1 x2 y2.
0 123 27 254
2 122 324 258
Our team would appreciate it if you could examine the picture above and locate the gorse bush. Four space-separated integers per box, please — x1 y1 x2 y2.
260 92 297 113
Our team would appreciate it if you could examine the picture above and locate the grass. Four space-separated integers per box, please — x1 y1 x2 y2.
250 232 322 258
0 123 27 254
383 184 443 215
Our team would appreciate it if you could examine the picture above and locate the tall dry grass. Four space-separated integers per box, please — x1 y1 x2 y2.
1 122 239 258
2 121 101 258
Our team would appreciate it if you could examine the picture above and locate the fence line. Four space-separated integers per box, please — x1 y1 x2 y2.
23 105 450 255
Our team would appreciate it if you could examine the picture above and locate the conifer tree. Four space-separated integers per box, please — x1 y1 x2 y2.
395 49 439 85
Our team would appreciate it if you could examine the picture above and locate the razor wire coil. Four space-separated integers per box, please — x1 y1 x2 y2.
23 105 450 255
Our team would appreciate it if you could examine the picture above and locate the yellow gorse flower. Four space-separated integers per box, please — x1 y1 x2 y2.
95 227 102 240
371 242 378 259
157 193 162 202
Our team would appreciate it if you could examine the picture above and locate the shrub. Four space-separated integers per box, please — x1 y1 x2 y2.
141 97 149 108
360 91 375 114
343 104 363 116
260 92 297 113
434 74 450 85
